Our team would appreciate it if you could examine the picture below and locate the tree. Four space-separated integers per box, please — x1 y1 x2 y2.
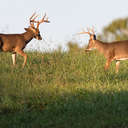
98 17 128 42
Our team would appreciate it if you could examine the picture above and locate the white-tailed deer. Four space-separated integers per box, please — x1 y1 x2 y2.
0 12 50 67
78 28 128 73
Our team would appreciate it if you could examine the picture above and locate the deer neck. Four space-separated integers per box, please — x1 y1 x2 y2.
95 40 107 55
22 31 35 44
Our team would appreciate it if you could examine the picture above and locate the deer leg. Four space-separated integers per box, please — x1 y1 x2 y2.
16 50 27 68
104 59 112 71
115 61 120 73
12 53 16 66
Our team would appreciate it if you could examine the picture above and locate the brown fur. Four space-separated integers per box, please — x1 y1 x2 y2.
86 35 128 73
0 27 42 67
0 13 50 68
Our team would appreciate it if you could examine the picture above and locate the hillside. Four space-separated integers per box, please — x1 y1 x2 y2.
0 44 128 128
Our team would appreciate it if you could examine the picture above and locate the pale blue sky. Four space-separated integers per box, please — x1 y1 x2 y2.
0 0 128 51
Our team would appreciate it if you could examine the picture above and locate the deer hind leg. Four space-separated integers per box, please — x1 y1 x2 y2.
115 61 120 73
104 59 112 71
15 50 27 68
12 53 16 66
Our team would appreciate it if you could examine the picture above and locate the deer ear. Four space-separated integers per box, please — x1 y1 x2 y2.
93 35 96 40
24 28 29 31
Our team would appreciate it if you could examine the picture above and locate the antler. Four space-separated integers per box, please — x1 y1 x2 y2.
29 12 50 28
77 28 92 36
89 26 95 35
36 13 50 29
29 12 38 27
77 27 95 36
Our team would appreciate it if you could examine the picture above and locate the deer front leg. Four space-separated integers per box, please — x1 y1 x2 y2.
12 53 16 66
115 61 120 73
104 59 112 71
15 50 27 68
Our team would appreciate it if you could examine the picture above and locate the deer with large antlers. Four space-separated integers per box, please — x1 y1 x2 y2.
78 28 128 73
0 13 50 67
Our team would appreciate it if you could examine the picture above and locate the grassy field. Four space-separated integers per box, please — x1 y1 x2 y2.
0 43 128 128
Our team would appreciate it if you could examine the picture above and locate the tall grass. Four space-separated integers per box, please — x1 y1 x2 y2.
0 43 128 128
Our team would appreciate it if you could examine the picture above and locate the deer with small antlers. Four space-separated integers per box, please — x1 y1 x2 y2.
0 12 50 68
78 28 128 73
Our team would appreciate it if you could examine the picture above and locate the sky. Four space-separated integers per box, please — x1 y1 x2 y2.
0 0 128 51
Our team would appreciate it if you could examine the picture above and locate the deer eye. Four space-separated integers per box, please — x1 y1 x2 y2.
37 33 40 37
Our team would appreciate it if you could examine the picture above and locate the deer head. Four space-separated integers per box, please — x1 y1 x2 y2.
78 28 97 52
24 12 50 40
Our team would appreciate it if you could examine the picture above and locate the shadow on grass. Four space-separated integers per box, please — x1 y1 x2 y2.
0 88 128 128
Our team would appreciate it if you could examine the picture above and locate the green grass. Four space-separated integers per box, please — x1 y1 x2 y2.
0 44 128 128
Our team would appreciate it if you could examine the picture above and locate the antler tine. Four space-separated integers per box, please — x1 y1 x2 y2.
82 28 90 34
77 28 91 35
32 15 38 21
30 14 38 23
87 27 92 33
90 26 95 35
29 12 39 28
45 16 49 22
46 16 49 20
43 13 47 19
87 27 96 35
40 13 48 23
36 13 50 28
29 12 36 21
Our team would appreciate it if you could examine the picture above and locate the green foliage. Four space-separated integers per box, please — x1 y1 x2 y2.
98 17 128 41
0 43 128 128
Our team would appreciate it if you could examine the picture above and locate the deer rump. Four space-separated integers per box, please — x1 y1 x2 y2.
0 34 27 52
